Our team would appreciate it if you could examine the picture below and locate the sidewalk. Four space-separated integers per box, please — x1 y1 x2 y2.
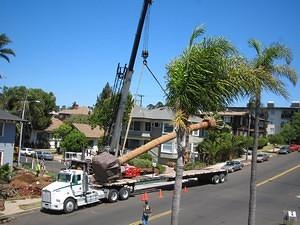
0 198 41 222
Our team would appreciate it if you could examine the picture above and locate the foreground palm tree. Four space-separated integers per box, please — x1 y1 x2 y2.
247 39 297 225
166 26 253 225
0 33 15 63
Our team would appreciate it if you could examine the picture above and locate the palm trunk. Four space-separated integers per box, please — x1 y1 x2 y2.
248 93 260 225
171 128 185 225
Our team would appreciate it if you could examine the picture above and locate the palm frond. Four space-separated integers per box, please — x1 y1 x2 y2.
248 39 262 55
273 65 298 85
189 25 205 48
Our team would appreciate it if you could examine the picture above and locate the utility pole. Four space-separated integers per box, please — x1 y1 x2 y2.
110 0 152 156
135 94 144 107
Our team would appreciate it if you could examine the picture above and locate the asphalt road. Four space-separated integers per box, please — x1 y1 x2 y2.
8 152 300 225
20 155 64 173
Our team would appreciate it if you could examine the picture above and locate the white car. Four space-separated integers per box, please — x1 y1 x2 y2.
20 148 36 156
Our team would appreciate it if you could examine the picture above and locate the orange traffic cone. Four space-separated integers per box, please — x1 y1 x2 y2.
159 189 163 199
140 193 145 201
183 186 188 193
144 192 149 201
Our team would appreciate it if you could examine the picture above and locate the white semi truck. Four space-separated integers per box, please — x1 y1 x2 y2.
41 166 227 213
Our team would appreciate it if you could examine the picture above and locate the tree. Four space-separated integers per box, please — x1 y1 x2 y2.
290 112 300 143
166 26 253 225
268 134 284 151
247 39 297 225
61 130 88 152
89 83 133 147
0 86 56 130
54 124 88 152
0 33 15 63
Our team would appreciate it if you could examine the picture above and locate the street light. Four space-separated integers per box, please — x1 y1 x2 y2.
17 95 40 167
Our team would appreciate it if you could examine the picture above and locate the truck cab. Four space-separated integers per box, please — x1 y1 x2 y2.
41 169 105 213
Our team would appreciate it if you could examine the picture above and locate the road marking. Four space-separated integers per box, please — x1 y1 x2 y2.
256 164 300 187
129 210 171 225
129 165 300 224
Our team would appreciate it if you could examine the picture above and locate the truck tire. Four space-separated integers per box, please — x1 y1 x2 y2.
108 189 119 203
219 174 226 183
212 175 220 184
119 187 129 200
64 198 76 213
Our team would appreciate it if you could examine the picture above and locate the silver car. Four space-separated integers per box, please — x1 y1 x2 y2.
221 161 243 173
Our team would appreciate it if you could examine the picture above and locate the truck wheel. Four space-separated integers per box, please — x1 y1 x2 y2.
219 174 226 183
212 175 220 184
119 187 129 200
108 189 119 203
64 198 76 213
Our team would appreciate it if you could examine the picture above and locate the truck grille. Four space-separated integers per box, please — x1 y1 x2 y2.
42 190 51 203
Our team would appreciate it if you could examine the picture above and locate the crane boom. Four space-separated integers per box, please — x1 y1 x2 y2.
110 0 152 156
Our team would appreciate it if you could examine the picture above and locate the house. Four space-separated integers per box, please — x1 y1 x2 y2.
72 123 103 153
218 110 266 137
41 106 103 151
122 106 207 164
228 101 300 135
0 110 22 166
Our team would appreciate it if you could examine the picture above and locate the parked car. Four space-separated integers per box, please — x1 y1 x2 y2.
257 153 269 162
36 150 54 160
289 144 300 152
221 160 243 172
278 146 290 154
20 148 36 157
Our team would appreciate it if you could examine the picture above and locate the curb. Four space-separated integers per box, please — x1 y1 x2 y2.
0 206 40 224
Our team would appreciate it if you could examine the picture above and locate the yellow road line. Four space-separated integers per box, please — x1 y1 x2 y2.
256 164 300 187
129 210 171 225
129 165 300 224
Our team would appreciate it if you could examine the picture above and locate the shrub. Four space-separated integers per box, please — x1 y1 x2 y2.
128 158 152 168
184 161 206 171
156 164 166 174
138 153 152 161
0 164 12 182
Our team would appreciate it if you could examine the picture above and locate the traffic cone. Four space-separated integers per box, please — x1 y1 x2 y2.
159 189 163 199
144 192 149 201
183 186 188 193
140 193 145 201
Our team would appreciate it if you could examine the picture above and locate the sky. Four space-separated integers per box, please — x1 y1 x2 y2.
1 0 300 109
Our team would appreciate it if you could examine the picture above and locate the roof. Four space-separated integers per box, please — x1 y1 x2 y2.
72 123 104 138
131 105 201 122
218 111 248 116
59 106 91 116
0 110 23 122
44 118 64 132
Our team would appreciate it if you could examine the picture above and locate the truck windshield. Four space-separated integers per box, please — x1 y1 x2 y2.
57 173 71 182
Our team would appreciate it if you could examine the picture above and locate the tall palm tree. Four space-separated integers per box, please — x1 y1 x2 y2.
166 26 254 225
0 33 15 63
247 39 298 225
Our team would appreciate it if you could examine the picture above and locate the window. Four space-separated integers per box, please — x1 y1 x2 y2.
199 129 208 137
130 121 141 131
161 141 174 154
152 122 160 128
145 122 151 131
0 151 3 166
72 174 82 184
163 123 173 134
0 122 4 136
192 130 199 136
223 116 231 123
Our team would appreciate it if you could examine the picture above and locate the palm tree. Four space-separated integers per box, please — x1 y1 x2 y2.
166 26 253 225
247 39 298 225
0 33 15 63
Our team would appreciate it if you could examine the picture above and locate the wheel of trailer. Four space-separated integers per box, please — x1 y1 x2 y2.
119 187 129 200
64 198 76 213
212 175 220 184
219 174 226 183
108 189 119 203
